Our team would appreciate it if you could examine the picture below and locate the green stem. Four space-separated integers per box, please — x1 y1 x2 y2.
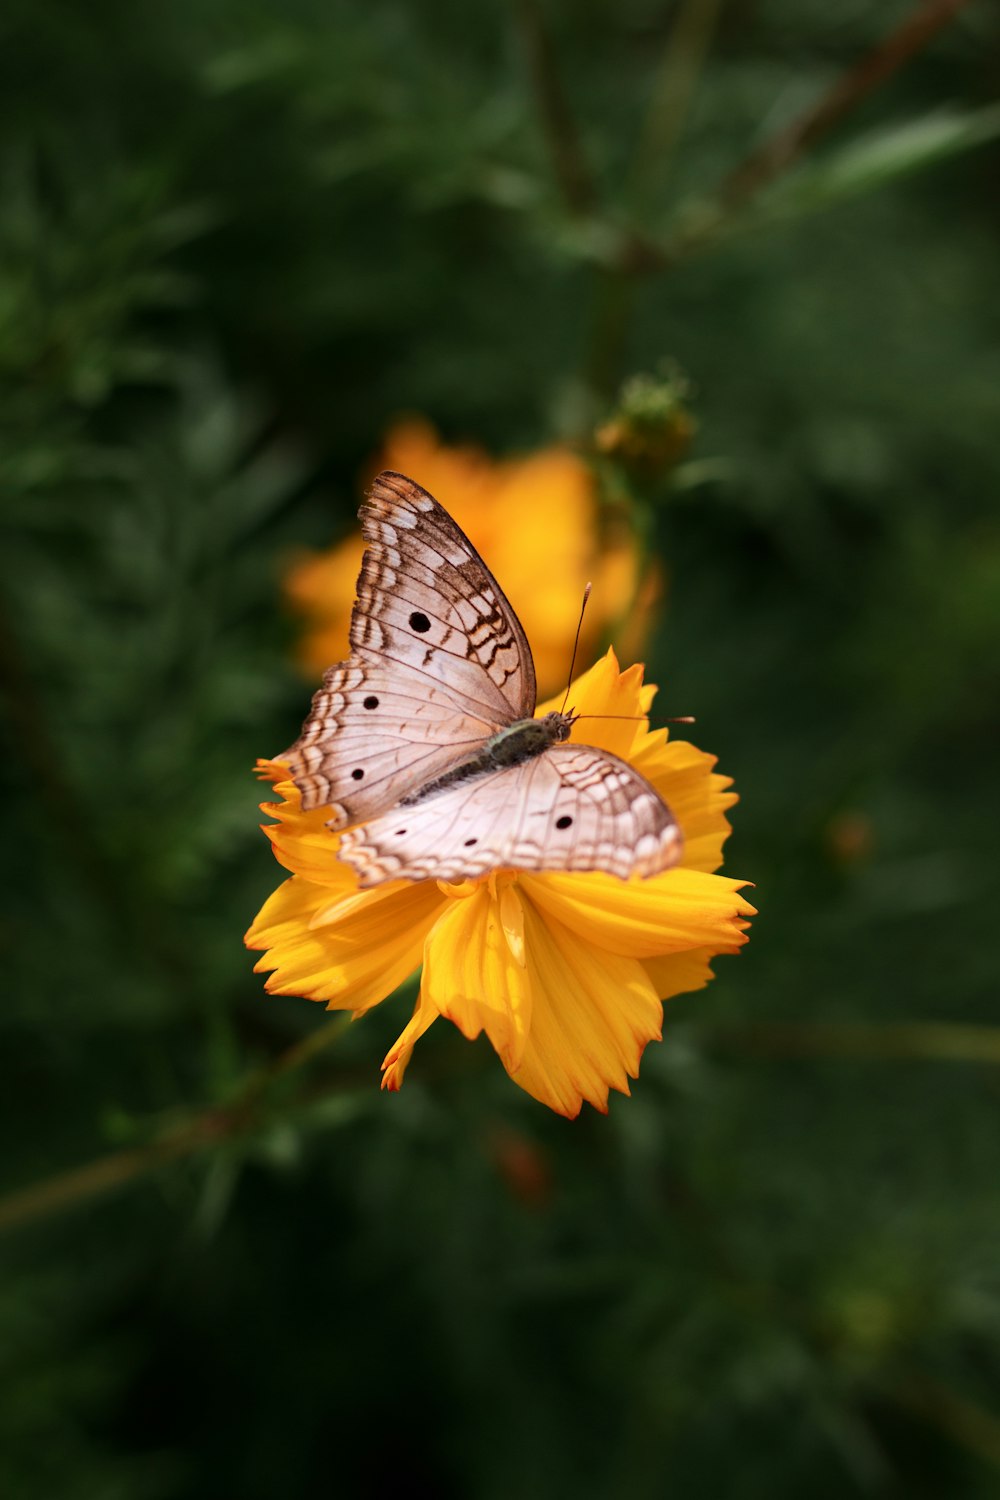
626 0 976 274
8 1017 997 1237
0 1014 353 1236
699 1020 1000 1065
890 1368 1000 1470
716 0 974 214
514 0 595 215
627 0 724 211
0 1125 213 1235
584 270 636 401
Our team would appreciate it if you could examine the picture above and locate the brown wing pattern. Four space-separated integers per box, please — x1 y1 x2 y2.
280 660 500 825
338 744 682 887
351 471 536 724
281 470 537 820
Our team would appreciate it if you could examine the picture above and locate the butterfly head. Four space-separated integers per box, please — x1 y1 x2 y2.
538 709 577 744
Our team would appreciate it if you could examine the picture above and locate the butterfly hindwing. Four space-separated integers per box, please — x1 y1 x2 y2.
338 744 682 887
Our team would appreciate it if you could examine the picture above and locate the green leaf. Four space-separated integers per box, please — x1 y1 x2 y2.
765 104 1000 215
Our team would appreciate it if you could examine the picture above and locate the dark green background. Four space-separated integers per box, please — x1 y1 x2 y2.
3 3 999 1496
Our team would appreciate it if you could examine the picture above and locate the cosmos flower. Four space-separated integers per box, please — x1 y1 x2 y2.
245 651 754 1118
284 418 656 697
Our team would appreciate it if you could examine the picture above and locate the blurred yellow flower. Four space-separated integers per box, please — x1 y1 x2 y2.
285 419 655 697
245 651 754 1118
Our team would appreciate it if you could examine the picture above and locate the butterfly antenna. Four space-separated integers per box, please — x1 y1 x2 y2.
560 582 592 715
575 714 697 724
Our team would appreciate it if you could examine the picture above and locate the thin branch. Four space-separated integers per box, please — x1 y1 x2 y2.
719 0 975 209
515 0 596 214
0 1014 353 1236
620 0 976 272
8 1012 998 1235
698 1020 1000 1065
891 1368 1000 1470
0 1124 220 1236
0 595 120 910
628 0 725 209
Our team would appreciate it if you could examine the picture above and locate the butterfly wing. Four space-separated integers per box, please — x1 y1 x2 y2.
282 471 538 825
282 661 506 829
353 471 537 722
338 743 682 887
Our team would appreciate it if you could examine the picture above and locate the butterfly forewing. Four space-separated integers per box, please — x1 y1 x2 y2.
282 470 537 821
352 471 536 723
338 745 682 887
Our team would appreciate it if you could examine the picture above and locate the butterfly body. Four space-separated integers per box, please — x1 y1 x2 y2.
282 471 682 887
474 709 573 770
401 711 574 805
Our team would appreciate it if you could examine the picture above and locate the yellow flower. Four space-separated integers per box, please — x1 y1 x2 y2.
245 651 754 1118
284 418 655 697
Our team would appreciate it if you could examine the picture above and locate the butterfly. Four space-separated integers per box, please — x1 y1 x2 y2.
281 471 682 887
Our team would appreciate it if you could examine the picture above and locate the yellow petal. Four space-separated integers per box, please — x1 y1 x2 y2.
609 555 663 666
633 737 738 875
379 418 495 526
487 452 595 692
509 895 663 1117
256 774 356 888
308 878 421 931
381 988 439 1092
245 874 333 953
499 882 526 967
246 874 444 1014
643 944 742 1002
284 422 655 701
537 648 655 760
421 880 533 1071
283 539 364 676
521 868 755 960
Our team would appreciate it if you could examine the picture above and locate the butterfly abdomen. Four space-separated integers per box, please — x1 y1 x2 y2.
400 712 572 807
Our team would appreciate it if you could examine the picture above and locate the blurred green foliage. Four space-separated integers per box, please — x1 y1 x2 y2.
3 2 1000 1496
